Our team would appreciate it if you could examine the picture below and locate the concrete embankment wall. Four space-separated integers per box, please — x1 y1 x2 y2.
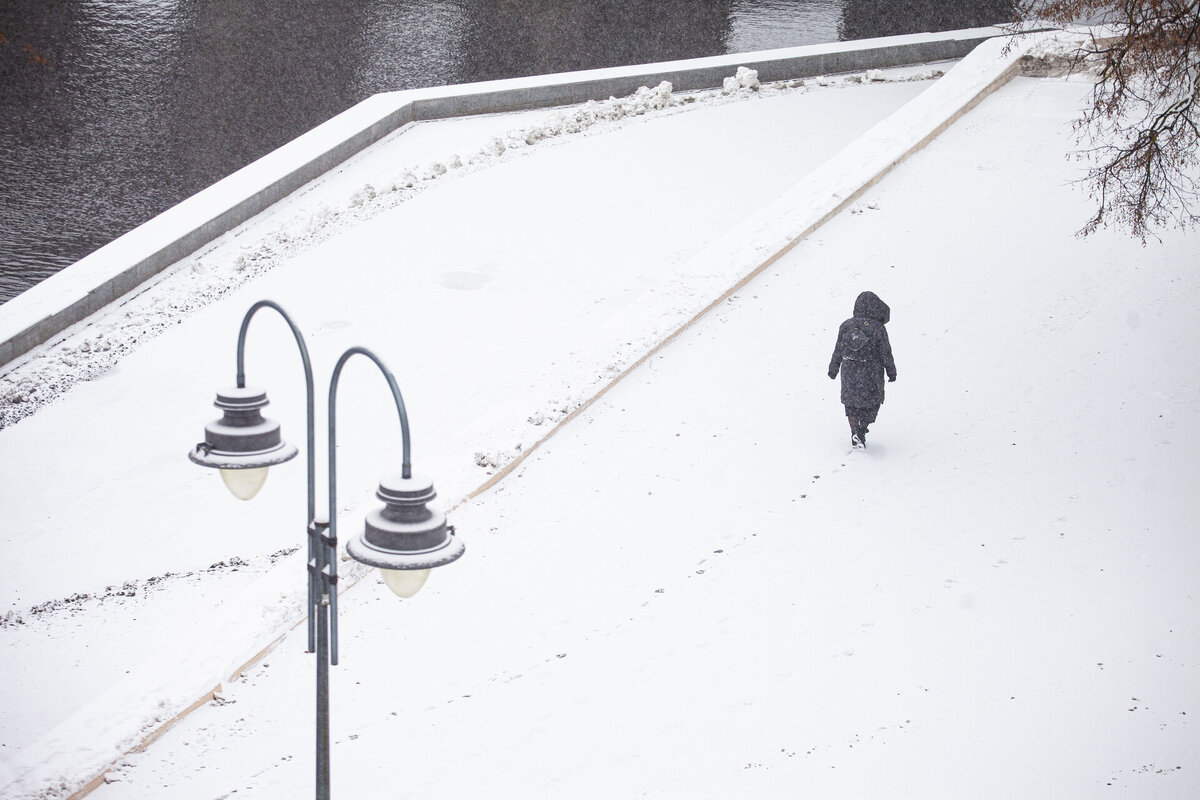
0 27 1008 371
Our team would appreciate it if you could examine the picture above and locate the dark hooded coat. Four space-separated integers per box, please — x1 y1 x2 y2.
828 291 897 409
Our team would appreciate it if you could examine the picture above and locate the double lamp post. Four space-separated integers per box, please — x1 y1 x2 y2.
188 299 464 799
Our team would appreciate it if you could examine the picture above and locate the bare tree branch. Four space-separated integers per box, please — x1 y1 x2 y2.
1011 1 1200 241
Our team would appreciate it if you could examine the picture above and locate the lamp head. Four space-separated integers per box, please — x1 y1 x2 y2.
347 474 464 597
189 386 298 500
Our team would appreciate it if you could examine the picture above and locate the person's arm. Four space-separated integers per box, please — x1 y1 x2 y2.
828 325 843 379
880 326 897 382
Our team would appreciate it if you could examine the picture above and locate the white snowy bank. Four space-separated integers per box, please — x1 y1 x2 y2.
0 57 956 798
2 30 1197 800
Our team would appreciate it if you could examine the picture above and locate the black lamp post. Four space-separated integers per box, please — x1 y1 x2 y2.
188 300 464 799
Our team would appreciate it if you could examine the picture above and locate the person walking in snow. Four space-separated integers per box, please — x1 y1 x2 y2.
828 290 897 448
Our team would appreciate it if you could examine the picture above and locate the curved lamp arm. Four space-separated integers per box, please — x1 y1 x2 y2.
324 345 412 664
328 345 412 487
236 300 317 521
235 300 318 652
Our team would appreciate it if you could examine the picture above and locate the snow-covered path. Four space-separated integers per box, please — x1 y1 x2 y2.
2 32 1198 799
86 75 1200 799
0 64 944 774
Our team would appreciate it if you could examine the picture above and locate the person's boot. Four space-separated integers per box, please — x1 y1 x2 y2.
857 423 868 449
848 416 863 448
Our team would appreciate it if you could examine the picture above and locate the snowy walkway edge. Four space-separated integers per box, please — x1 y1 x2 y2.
3 30 1065 800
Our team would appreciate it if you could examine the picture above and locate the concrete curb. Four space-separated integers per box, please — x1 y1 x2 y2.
0 27 1009 371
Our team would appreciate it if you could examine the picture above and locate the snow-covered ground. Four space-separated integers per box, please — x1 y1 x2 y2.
0 62 943 765
2 34 1198 799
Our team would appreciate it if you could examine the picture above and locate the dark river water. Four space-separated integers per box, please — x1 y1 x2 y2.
0 0 1011 303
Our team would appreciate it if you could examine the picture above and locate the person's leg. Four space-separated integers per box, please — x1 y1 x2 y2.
846 407 863 447
858 406 880 445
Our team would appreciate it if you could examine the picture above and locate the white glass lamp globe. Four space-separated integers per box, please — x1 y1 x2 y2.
347 474 465 599
219 466 270 501
190 386 297 496
380 567 431 598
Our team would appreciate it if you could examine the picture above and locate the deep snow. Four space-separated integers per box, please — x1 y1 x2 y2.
2 33 1197 800
96 73 1200 800
1 59 950 791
